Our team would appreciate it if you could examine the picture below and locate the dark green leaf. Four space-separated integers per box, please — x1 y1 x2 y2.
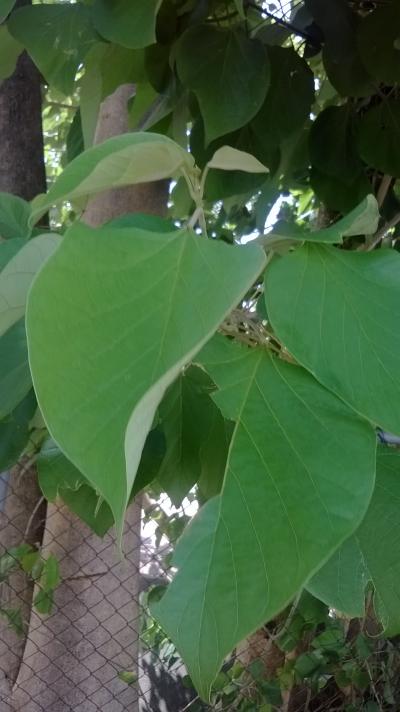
33 588 54 615
357 100 400 177
0 192 30 240
176 25 269 143
0 390 36 471
310 167 371 215
252 46 314 144
357 3 400 85
92 0 162 49
0 26 22 80
309 105 363 181
0 319 31 419
0 606 24 635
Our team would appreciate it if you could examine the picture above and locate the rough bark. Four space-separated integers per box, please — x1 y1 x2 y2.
7 85 168 711
0 2 47 700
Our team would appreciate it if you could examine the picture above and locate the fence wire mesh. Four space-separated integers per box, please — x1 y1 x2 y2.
1 462 400 712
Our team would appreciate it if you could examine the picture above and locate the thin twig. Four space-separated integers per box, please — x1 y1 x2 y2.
24 496 45 541
367 210 400 251
377 174 392 208
245 1 317 42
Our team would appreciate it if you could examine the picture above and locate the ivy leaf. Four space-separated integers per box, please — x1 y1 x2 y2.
176 25 269 143
152 335 375 699
0 319 31 419
309 448 400 635
0 233 61 338
0 390 36 471
157 366 228 506
0 26 22 80
92 0 162 50
8 4 96 95
357 100 400 177
30 133 195 224
266 244 400 434
26 223 265 536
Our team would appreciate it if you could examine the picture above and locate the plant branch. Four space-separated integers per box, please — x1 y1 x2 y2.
367 210 400 251
245 1 317 43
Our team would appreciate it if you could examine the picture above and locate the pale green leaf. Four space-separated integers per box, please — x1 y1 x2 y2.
176 25 269 143
309 447 400 635
30 133 195 225
0 26 22 80
152 335 375 699
26 224 265 534
0 233 61 339
93 0 162 49
266 244 400 433
207 146 268 174
0 319 31 419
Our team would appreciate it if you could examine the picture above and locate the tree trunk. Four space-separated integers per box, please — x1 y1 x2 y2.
8 85 168 712
0 1 47 701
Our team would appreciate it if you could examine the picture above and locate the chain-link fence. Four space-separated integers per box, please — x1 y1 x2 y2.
2 463 400 712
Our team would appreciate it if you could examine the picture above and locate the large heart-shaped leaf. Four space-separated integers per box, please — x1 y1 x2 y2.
357 100 400 177
0 26 22 81
0 390 36 471
8 3 96 95
309 447 400 635
152 335 375 699
30 132 195 224
0 192 31 240
266 245 400 434
92 0 162 49
27 223 265 534
0 233 61 338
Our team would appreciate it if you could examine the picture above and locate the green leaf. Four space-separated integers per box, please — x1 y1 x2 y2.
152 335 375 699
92 0 162 49
8 3 96 95
26 223 265 535
0 192 31 240
266 195 379 245
305 0 373 97
66 110 84 164
206 146 268 174
176 25 269 143
157 366 227 506
0 390 36 471
33 589 54 615
310 167 371 215
0 607 24 635
309 448 400 635
252 46 314 144
0 238 24 272
0 25 22 80
41 555 60 592
30 132 195 224
357 100 400 177
0 319 31 419
266 244 400 434
37 440 114 537
80 44 106 149
0 233 61 338
357 3 400 86
0 0 15 22
309 105 363 182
